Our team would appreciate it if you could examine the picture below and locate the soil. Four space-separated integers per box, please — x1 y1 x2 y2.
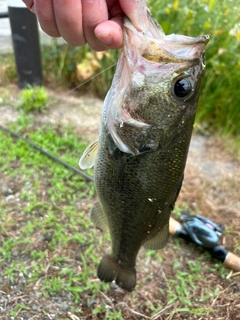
0 86 240 319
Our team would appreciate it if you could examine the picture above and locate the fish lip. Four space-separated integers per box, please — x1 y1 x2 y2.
162 34 210 62
124 14 210 63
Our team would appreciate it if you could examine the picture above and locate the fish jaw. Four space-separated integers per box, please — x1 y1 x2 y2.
105 12 209 155
123 13 209 68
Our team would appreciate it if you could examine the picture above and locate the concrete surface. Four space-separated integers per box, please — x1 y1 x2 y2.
0 0 12 53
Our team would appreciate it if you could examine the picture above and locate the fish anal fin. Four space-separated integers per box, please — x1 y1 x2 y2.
143 223 169 250
90 202 108 232
79 140 98 170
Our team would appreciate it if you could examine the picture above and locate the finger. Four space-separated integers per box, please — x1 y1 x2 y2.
120 0 148 31
33 0 60 37
53 0 85 46
82 0 109 51
22 0 34 11
95 20 123 50
94 3 124 50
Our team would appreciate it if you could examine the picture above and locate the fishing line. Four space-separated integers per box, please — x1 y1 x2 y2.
46 62 117 108
0 124 94 182
0 62 118 182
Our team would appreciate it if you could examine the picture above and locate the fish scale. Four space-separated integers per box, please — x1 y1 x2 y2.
79 2 209 291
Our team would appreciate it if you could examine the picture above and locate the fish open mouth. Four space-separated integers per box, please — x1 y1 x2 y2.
142 36 210 64
124 14 210 65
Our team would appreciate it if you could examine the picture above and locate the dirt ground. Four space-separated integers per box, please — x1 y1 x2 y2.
0 86 240 319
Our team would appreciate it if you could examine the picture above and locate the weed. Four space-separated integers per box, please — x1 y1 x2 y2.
0 53 17 85
42 276 66 295
9 304 31 317
149 0 240 136
17 85 48 112
167 256 215 308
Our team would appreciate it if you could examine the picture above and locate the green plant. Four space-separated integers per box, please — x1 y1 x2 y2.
9 304 31 317
41 40 119 97
149 0 240 136
18 85 48 112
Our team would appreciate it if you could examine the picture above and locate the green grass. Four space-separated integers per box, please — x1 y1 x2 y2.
17 85 48 112
0 111 239 318
0 115 96 288
0 114 113 315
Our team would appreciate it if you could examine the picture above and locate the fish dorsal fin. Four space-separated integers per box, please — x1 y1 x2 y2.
143 223 169 250
90 202 108 232
79 140 98 170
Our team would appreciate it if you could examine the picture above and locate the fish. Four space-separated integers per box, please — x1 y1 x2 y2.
79 2 209 291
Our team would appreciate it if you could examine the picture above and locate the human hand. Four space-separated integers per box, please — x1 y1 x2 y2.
22 0 143 51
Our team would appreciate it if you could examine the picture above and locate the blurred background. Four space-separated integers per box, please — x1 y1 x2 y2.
0 0 239 144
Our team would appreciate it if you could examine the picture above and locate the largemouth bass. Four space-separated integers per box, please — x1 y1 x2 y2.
80 4 209 291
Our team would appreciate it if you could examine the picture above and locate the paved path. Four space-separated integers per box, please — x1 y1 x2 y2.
0 0 12 53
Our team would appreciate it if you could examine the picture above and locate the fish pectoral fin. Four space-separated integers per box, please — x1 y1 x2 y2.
79 140 98 170
90 202 108 232
143 223 169 250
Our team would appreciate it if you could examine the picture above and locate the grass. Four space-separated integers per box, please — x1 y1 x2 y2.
0 114 110 312
0 52 17 86
0 107 239 318
17 85 48 112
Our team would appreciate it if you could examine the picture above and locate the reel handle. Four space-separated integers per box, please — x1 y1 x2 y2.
224 252 240 272
169 217 182 235
169 216 240 272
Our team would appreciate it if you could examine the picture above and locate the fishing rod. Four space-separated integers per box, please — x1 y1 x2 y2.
169 212 240 272
0 124 94 182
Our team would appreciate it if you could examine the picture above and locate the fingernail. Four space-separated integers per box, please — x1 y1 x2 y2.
97 33 113 46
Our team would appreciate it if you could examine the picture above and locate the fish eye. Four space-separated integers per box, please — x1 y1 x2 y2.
173 78 192 98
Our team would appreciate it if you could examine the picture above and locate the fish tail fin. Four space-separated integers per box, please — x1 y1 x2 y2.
97 254 136 292
97 255 119 283
116 266 136 292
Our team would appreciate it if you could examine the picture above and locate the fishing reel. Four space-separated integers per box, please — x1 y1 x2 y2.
179 211 225 249
171 212 240 270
